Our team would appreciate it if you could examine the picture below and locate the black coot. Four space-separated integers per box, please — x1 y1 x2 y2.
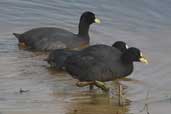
65 44 148 90
13 11 100 51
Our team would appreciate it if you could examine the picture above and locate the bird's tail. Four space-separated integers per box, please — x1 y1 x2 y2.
13 33 25 43
13 33 21 38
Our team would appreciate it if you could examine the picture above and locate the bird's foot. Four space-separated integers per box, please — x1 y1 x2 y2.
94 80 109 92
76 81 94 87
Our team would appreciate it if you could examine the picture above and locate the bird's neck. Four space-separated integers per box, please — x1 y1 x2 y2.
78 22 90 37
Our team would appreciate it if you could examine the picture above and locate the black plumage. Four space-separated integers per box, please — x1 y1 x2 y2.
47 41 128 70
13 11 100 51
65 45 148 82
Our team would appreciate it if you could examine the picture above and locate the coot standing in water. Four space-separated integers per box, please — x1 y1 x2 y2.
64 44 148 91
13 11 101 51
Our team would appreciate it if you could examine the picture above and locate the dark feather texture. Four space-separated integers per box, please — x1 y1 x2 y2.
13 11 99 51
65 44 135 82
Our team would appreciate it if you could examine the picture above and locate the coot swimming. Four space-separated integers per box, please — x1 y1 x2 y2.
13 11 100 51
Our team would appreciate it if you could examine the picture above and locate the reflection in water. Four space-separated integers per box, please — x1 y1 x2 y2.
62 92 129 114
66 94 129 114
49 73 131 114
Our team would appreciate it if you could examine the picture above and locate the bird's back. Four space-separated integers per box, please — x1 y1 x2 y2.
15 27 87 50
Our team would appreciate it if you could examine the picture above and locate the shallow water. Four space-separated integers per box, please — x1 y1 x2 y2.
0 0 171 114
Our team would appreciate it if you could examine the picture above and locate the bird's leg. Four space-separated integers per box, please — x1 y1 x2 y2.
76 81 94 87
118 84 123 106
76 81 94 91
76 81 109 92
94 80 109 92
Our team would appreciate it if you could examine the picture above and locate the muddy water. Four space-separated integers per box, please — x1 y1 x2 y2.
0 0 171 114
